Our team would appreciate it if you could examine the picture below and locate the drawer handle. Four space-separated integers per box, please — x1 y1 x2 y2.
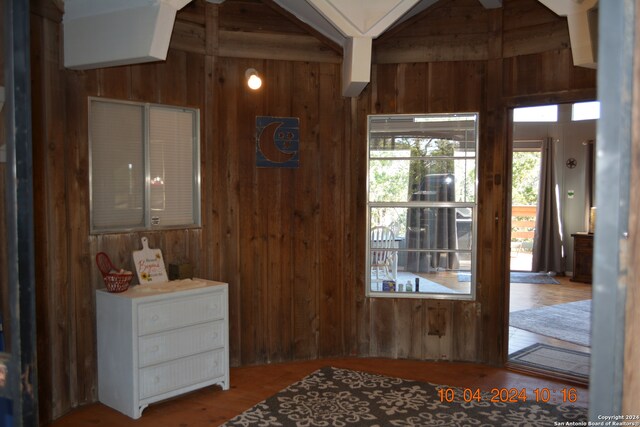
149 345 159 353
151 314 159 322
154 376 160 384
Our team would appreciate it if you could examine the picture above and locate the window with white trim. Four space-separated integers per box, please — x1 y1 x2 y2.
89 98 201 233
367 113 478 299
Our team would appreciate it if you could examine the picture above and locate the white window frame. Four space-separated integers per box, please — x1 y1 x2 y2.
366 113 478 300
88 97 201 234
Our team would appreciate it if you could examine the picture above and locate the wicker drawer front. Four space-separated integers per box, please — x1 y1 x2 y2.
138 292 224 335
138 321 224 368
139 348 225 399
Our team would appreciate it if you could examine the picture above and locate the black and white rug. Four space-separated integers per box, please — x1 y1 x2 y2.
222 366 586 426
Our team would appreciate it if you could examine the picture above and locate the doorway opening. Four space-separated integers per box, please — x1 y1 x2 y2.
506 102 595 384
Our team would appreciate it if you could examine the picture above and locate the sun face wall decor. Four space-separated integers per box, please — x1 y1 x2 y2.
255 116 300 168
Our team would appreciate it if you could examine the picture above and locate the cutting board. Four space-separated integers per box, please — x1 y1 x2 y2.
133 237 169 284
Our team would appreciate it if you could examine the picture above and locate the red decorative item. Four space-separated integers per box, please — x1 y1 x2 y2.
96 252 133 293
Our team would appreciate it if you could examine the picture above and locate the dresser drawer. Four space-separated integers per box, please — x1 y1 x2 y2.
138 321 224 368
139 348 225 399
97 281 229 419
138 291 224 335
573 234 593 250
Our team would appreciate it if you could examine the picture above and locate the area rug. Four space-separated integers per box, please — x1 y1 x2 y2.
510 300 591 347
458 271 559 284
222 366 586 426
510 343 590 380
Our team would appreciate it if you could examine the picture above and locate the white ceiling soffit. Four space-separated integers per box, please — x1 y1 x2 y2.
307 0 422 38
63 0 192 70
271 0 345 46
537 0 598 69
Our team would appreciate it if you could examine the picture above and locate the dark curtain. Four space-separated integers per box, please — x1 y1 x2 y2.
532 137 565 273
584 140 595 231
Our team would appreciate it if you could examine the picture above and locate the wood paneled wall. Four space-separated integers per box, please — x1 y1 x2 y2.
28 0 596 422
357 0 596 364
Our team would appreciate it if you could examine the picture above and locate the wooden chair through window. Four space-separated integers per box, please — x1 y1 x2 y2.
370 226 397 285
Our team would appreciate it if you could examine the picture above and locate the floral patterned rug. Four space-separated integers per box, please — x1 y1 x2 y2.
222 366 587 426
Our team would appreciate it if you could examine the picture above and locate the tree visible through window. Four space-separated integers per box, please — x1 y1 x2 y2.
512 151 541 205
367 114 478 299
510 151 541 270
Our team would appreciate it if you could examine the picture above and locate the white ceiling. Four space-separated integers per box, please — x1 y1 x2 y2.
62 0 598 97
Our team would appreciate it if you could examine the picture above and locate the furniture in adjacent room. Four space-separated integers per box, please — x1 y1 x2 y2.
571 232 593 283
370 226 398 285
96 279 229 419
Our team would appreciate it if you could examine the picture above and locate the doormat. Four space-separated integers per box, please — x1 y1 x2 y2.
458 271 559 284
510 343 590 381
222 366 586 426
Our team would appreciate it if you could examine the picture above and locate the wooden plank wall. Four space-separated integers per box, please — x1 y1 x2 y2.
360 0 596 364
28 0 596 422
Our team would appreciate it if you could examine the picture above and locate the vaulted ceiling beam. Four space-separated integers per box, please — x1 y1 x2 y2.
537 0 598 69
342 37 372 97
305 0 421 97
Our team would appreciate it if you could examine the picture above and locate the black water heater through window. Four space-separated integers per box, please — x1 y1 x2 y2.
406 174 459 272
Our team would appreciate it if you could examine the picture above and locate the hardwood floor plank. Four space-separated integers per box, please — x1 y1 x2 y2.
50 357 588 426
508 275 592 354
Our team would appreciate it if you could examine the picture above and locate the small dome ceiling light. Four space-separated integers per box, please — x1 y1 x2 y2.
245 68 262 90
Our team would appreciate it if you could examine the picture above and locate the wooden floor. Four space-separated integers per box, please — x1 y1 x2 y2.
51 267 592 426
50 357 589 427
508 274 592 356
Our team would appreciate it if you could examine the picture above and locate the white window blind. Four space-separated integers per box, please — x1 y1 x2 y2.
90 101 145 230
89 98 200 233
149 107 196 227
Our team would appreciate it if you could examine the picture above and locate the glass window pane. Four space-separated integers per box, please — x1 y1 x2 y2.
369 252 471 295
149 107 197 227
513 105 558 122
369 159 475 203
367 113 477 299
369 114 478 150
572 101 600 121
370 137 476 158
371 207 473 253
90 101 145 230
90 99 200 233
